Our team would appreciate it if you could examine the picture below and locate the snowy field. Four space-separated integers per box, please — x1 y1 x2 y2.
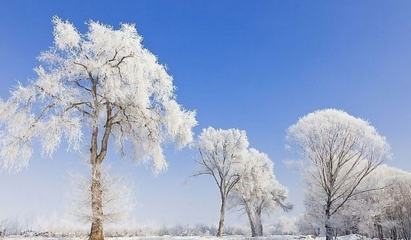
1 234 370 240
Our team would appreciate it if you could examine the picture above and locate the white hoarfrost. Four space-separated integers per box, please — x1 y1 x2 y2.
231 148 292 237
194 127 290 237
286 109 391 240
194 127 249 237
0 16 197 173
0 16 197 240
353 165 411 239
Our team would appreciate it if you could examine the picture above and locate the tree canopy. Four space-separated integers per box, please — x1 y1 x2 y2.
287 109 391 240
0 16 197 173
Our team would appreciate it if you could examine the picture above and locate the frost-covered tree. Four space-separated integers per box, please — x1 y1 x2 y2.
286 109 390 240
0 17 196 240
231 148 292 236
302 185 362 237
69 165 135 225
356 165 411 240
194 127 249 237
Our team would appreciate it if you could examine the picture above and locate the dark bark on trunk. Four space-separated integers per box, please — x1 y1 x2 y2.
88 95 113 240
89 160 104 240
255 206 263 236
216 195 226 237
325 223 333 240
245 202 256 237
392 227 398 240
245 202 263 237
250 216 263 236
325 206 333 240
375 223 383 240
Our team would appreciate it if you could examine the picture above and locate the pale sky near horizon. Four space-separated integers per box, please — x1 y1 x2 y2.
1 0 411 230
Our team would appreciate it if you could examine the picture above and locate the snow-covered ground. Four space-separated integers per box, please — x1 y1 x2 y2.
1 234 371 240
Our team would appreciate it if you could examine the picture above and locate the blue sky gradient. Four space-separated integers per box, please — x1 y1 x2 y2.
1 0 411 228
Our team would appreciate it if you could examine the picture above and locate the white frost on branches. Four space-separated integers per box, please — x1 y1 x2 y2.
52 16 81 50
194 127 249 236
287 109 390 165
231 148 292 236
195 127 249 195
234 148 291 213
194 127 291 236
0 16 197 173
286 109 391 240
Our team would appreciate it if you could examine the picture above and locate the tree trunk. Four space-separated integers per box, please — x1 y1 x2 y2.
325 208 333 240
255 207 263 236
216 195 226 237
251 217 263 237
89 161 104 240
375 221 384 240
245 202 257 237
88 94 112 240
244 202 263 237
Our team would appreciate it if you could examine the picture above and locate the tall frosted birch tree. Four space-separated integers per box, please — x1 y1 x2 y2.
0 17 197 240
286 109 390 240
194 127 248 237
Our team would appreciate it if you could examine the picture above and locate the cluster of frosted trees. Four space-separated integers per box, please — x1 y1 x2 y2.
194 127 292 237
0 16 402 240
297 164 411 240
0 17 291 240
287 109 393 240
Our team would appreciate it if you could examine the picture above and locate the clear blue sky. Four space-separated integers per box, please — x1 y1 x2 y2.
1 0 411 229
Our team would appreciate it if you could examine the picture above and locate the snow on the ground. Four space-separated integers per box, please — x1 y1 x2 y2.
1 234 371 240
